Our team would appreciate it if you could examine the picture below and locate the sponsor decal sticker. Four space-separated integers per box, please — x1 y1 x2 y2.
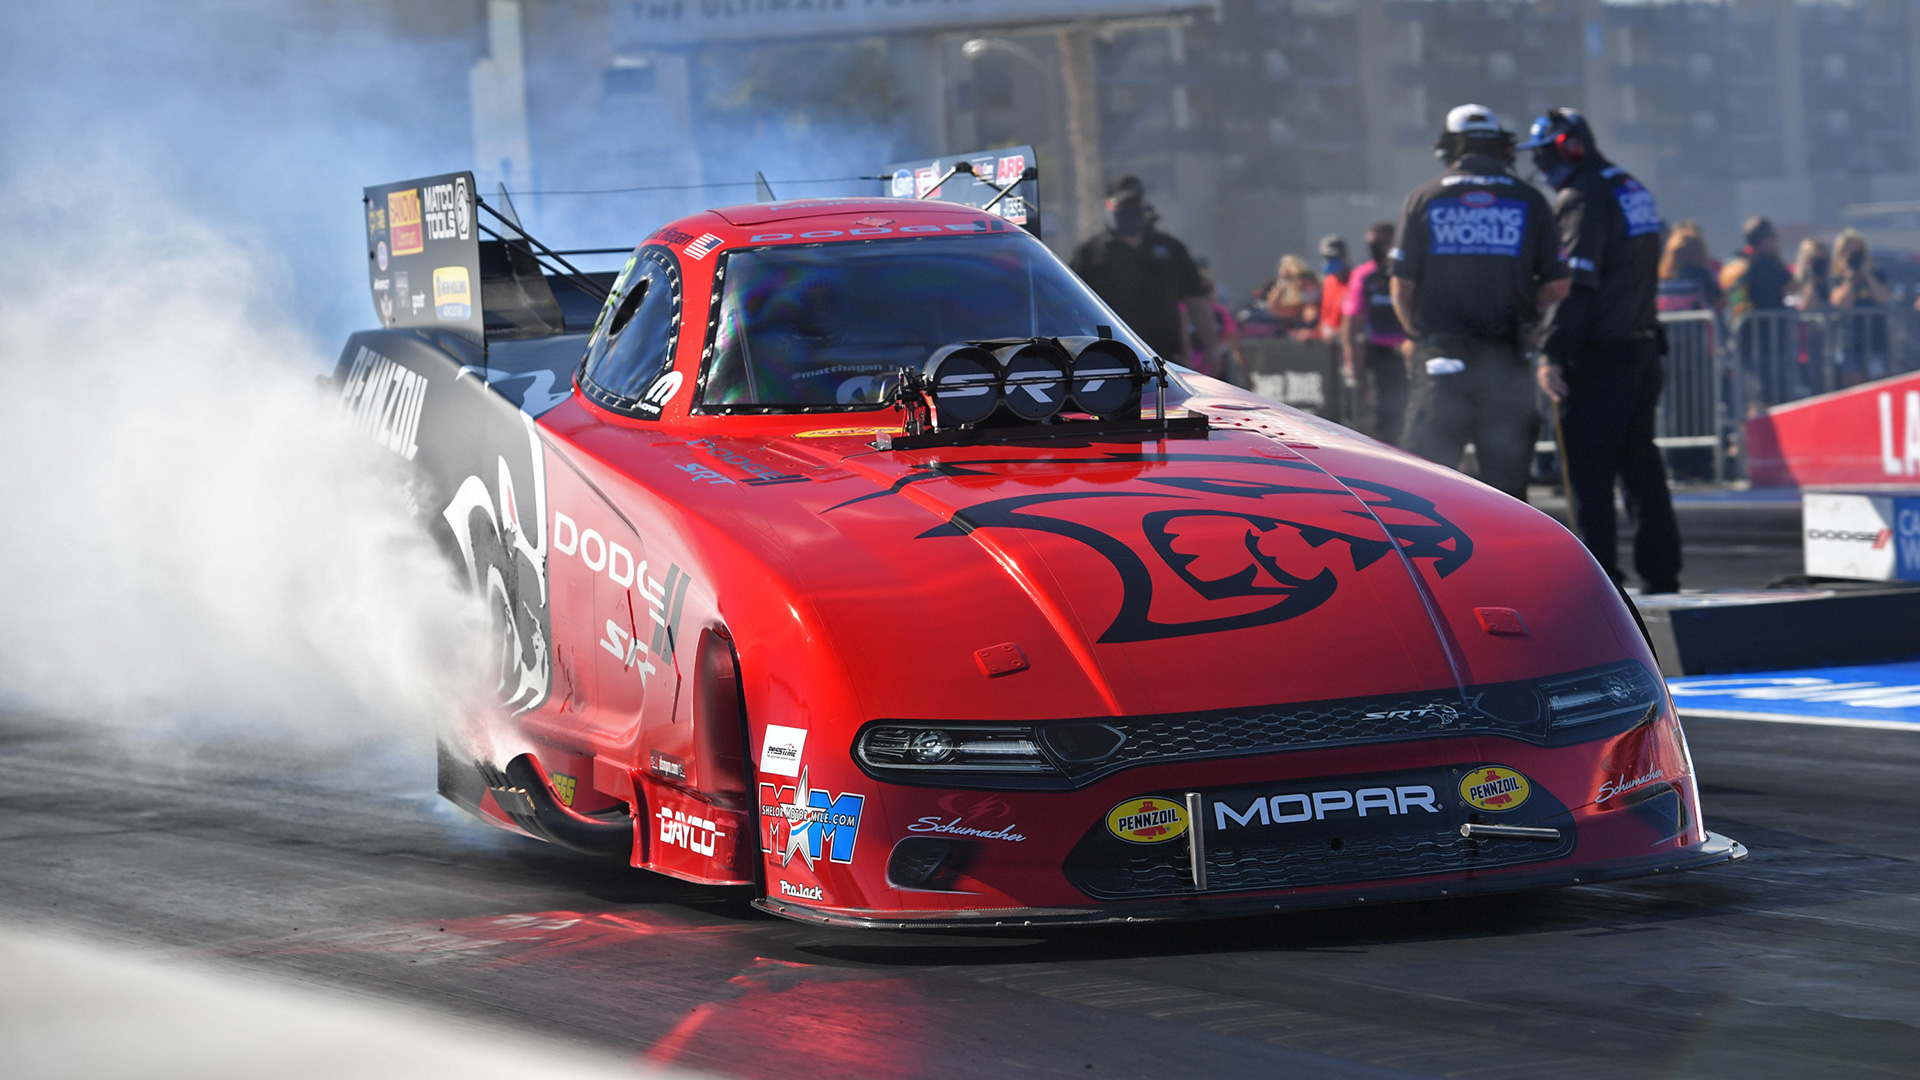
1106 797 1189 844
657 804 726 857
1598 767 1665 803
552 511 690 686
549 772 577 806
779 879 824 901
890 169 914 197
683 233 722 259
388 188 424 256
760 768 865 869
995 154 1027 186
339 345 427 460
909 816 1025 842
649 749 687 781
759 725 807 778
637 370 683 418
422 177 470 242
914 164 940 198
795 426 906 439
375 240 389 271
1460 766 1531 812
686 437 809 485
1212 785 1439 829
432 265 472 321
652 227 694 246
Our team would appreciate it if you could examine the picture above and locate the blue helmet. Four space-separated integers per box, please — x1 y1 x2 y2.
1520 108 1595 188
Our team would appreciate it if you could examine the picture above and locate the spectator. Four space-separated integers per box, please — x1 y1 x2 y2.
1719 216 1791 316
1265 255 1322 338
1317 235 1350 343
1831 228 1892 383
1655 221 1722 314
1238 280 1282 339
1341 222 1410 445
1188 263 1244 384
1070 175 1218 366
1790 237 1831 311
1830 229 1891 310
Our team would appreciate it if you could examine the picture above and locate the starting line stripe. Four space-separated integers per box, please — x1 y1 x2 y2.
1673 707 1920 732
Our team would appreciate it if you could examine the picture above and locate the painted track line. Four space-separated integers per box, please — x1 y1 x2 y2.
1675 707 1920 732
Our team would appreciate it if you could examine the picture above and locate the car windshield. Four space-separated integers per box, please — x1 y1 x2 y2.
699 233 1149 410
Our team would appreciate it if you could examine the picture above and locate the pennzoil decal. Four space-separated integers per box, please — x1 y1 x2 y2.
1106 797 1188 844
1460 766 1531 812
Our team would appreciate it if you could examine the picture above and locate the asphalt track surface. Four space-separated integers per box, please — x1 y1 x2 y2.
9 495 1918 1079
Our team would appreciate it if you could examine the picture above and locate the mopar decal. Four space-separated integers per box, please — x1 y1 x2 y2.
1212 785 1439 829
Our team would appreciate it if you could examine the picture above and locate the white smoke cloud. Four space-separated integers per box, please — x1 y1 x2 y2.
0 164 486 747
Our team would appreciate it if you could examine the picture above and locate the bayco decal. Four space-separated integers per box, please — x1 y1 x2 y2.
760 768 866 869
1213 785 1439 830
340 345 426 460
1460 766 1531 812
552 511 690 687
657 805 726 857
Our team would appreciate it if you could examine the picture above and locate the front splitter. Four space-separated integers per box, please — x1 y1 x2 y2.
751 831 1747 930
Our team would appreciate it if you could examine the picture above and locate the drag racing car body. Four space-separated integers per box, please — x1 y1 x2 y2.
337 170 1742 927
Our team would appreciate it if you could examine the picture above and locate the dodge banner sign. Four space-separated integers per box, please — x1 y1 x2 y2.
364 171 483 344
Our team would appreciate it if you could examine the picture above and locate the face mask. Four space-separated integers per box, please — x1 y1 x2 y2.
1108 201 1146 236
1320 256 1344 276
1533 148 1577 189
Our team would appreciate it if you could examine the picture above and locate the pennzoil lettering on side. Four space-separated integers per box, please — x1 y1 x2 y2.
340 345 427 461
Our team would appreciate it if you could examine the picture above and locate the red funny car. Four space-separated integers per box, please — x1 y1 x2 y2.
337 168 1742 928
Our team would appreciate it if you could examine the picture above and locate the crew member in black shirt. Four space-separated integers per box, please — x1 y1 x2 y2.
1526 108 1681 593
1391 104 1569 500
1071 176 1217 368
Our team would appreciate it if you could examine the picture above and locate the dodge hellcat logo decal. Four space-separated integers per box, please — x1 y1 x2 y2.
443 412 551 714
857 454 1473 643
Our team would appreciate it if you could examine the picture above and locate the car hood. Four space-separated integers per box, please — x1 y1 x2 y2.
678 412 1639 725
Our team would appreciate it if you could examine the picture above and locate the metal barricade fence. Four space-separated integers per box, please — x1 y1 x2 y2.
1655 309 1724 479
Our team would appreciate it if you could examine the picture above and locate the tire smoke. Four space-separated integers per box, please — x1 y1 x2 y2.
0 171 487 748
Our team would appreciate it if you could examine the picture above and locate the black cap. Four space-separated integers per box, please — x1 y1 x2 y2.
1107 175 1145 199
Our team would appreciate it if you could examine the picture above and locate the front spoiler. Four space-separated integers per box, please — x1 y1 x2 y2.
751 830 1747 930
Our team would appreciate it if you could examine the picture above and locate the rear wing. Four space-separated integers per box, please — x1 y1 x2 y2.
363 171 613 349
882 146 1040 238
